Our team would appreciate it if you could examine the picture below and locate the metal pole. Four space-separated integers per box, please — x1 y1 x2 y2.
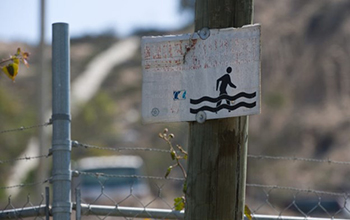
51 22 72 220
0 205 47 219
37 0 49 198
45 186 50 220
75 188 81 220
78 204 185 219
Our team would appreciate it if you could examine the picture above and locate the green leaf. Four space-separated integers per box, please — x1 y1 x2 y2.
165 166 172 178
174 197 185 211
182 182 187 194
245 205 252 220
171 150 176 160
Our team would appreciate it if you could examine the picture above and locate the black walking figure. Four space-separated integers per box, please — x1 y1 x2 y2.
216 67 236 112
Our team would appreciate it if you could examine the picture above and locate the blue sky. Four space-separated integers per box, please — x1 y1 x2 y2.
0 0 193 45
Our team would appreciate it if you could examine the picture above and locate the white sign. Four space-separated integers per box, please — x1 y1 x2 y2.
141 24 261 124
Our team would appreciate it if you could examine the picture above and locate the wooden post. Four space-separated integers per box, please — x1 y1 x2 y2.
185 1 253 220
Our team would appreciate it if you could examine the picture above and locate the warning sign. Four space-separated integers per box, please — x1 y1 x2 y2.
141 24 261 124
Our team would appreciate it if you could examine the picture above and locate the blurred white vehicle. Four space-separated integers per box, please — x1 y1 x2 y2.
72 155 152 205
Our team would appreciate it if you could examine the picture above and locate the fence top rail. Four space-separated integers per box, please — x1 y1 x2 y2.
252 214 350 220
72 204 350 220
2 203 348 220
0 205 47 219
77 203 184 219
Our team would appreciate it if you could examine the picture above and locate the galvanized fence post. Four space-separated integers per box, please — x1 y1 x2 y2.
45 186 50 220
75 188 81 220
51 22 72 220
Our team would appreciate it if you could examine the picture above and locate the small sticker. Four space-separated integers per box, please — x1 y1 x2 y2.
151 108 160 116
173 90 187 100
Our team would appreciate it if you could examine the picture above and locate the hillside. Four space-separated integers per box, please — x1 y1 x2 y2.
250 0 350 190
0 0 350 210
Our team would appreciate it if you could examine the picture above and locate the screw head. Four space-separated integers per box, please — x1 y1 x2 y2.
151 108 160 116
196 111 207 123
199 27 210 40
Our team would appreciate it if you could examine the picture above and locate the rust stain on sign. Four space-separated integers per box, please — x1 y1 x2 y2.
183 38 198 64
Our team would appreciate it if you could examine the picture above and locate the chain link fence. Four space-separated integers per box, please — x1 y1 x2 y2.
1 121 350 219
0 122 52 219
69 139 350 219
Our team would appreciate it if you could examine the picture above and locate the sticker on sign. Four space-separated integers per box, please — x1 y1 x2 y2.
141 24 261 124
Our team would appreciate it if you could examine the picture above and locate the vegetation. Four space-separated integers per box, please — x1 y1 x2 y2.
0 48 33 200
0 48 29 82
159 128 187 211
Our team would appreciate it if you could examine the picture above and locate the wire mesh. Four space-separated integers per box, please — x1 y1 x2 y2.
71 171 350 219
70 140 350 219
245 154 350 220
71 143 187 220
0 121 52 219
0 191 49 219
246 183 350 218
72 172 186 220
2 134 350 220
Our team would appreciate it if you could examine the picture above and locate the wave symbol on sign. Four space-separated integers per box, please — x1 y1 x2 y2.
190 92 256 114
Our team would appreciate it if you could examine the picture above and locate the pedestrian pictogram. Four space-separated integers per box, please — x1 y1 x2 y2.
189 66 257 115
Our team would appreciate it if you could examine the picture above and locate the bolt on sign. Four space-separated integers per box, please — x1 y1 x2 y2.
141 24 261 124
